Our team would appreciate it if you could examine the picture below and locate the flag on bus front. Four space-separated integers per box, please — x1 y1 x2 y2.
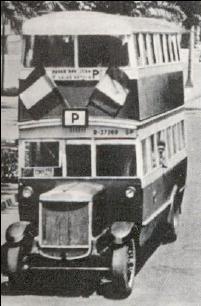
88 67 130 117
19 66 68 120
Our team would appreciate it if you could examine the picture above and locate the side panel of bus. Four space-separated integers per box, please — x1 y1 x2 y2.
140 157 187 245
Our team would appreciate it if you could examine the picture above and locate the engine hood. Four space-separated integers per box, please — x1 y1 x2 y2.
39 182 104 203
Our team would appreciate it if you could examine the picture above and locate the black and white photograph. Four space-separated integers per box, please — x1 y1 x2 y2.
1 1 201 305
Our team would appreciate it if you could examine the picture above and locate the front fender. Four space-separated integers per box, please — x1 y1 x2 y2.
111 222 135 245
6 221 30 244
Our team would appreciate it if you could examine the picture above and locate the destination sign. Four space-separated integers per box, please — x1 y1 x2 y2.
51 68 106 81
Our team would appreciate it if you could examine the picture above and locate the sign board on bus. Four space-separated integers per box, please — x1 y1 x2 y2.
63 109 88 127
51 68 106 81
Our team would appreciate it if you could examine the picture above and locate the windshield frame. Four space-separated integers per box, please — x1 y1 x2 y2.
20 139 137 178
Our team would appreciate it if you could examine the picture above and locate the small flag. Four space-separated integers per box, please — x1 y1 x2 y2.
19 66 68 120
88 67 130 117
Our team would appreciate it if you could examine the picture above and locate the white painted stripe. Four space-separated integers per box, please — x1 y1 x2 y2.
142 198 171 226
96 74 129 106
20 75 56 110
18 106 183 130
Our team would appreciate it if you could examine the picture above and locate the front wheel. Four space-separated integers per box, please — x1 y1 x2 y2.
164 207 180 243
6 245 27 289
111 239 136 297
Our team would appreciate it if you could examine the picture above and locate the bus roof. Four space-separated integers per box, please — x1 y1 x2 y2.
23 11 182 36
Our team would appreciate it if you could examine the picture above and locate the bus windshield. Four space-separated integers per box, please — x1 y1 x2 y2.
96 144 136 176
23 35 129 68
65 143 136 177
25 141 59 167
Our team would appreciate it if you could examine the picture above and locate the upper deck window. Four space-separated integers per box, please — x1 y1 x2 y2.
23 35 129 68
134 32 181 66
160 34 165 63
24 36 74 67
96 145 136 176
78 35 129 67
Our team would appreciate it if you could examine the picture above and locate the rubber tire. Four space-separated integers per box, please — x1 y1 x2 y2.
111 239 136 298
7 246 21 273
7 246 24 289
164 207 180 243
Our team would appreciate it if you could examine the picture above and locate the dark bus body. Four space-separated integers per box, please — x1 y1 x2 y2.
2 12 187 297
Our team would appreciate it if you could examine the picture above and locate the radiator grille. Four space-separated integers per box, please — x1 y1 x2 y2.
41 202 89 247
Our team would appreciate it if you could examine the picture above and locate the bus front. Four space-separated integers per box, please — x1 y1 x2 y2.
17 118 141 262
5 13 142 295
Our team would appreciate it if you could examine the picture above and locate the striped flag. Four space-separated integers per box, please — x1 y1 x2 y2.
19 66 68 120
88 67 130 117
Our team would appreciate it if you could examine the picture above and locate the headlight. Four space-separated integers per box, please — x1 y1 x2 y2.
22 186 33 199
125 186 136 199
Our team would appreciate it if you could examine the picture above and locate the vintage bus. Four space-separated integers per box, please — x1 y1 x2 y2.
3 11 187 297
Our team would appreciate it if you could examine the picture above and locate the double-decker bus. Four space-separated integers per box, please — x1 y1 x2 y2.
3 11 187 297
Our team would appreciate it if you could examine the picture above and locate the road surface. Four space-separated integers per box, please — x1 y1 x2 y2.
1 109 201 306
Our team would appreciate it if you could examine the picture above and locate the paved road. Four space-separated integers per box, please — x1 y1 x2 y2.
1 109 201 306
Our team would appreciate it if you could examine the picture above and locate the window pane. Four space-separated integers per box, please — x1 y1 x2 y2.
143 34 149 65
171 36 176 61
66 145 91 177
96 145 136 177
157 131 161 143
78 35 129 67
181 120 185 149
166 35 171 62
24 36 74 67
176 35 180 61
134 34 141 66
150 135 157 168
150 34 157 64
142 139 148 175
177 122 182 151
25 142 59 167
166 127 172 158
160 34 165 63
172 125 177 154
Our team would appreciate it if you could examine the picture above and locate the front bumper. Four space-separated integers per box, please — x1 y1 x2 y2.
22 251 111 272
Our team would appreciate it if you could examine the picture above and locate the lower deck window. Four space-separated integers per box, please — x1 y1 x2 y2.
142 139 148 175
66 145 91 176
96 145 136 177
25 142 59 167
